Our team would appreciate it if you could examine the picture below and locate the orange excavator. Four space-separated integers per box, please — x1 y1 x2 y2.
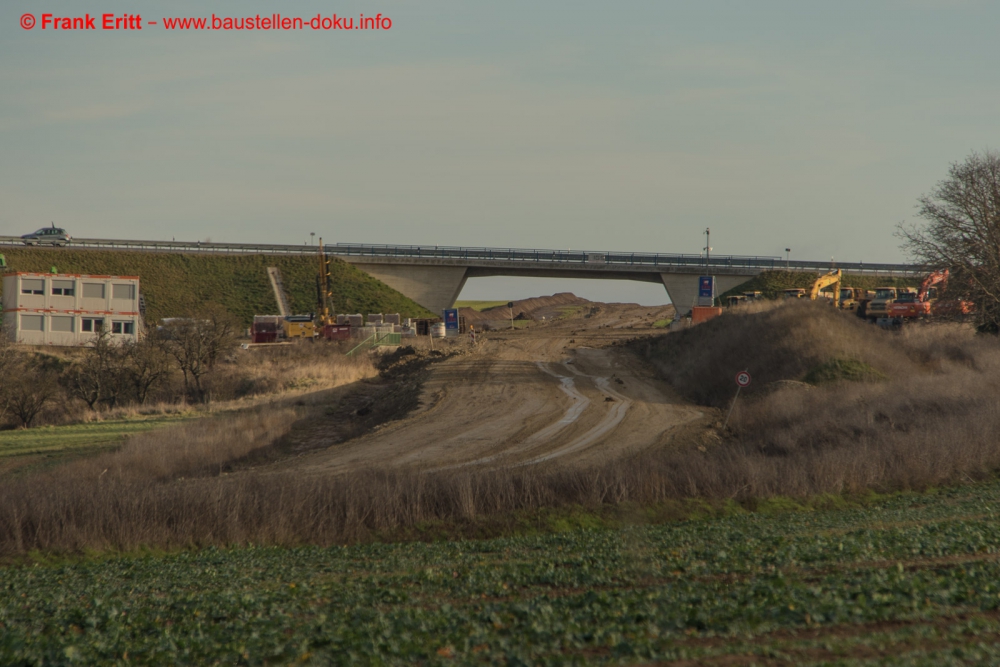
886 269 947 320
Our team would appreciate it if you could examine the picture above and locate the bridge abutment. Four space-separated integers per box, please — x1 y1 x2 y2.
659 273 750 316
344 260 468 315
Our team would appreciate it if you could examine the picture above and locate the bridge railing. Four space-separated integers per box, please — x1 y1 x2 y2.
333 243 922 274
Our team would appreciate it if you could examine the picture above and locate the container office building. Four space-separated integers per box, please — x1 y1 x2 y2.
2 272 141 345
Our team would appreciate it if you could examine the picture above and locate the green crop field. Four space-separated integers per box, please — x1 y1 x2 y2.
5 482 1000 665
0 247 434 326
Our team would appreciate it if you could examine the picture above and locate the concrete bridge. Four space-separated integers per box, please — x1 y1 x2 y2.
0 236 922 315
332 244 922 314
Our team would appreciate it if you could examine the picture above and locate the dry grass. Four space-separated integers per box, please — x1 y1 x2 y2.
4 300 1000 556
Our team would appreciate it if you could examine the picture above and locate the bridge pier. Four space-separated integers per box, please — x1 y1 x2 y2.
344 260 468 315
659 273 750 316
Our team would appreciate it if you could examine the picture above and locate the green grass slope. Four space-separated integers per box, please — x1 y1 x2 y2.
0 248 433 325
719 269 919 302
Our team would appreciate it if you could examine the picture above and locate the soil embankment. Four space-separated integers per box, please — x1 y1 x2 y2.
279 297 703 473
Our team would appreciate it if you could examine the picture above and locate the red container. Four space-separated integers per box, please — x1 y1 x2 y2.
323 325 351 341
251 331 278 343
691 306 723 324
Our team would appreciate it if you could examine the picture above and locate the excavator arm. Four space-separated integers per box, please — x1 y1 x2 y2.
810 270 842 306
918 269 949 301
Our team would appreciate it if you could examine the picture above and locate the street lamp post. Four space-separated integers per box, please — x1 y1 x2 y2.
785 248 791 270
704 228 712 265
310 232 316 246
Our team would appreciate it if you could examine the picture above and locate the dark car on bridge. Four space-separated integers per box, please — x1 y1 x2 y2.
21 224 71 246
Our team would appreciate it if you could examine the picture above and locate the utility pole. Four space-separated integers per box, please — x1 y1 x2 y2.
704 228 712 266
785 248 791 270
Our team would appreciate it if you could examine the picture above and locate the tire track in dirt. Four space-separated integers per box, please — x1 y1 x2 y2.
277 300 707 475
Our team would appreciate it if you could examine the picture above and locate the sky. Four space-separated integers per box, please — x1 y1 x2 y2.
3 0 999 304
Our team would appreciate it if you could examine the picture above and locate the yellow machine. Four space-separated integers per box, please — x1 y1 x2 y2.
782 288 807 299
283 315 316 338
315 238 334 327
838 287 871 312
809 269 842 307
726 295 746 307
866 287 916 321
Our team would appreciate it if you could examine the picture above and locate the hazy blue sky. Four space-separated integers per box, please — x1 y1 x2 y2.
3 1 998 303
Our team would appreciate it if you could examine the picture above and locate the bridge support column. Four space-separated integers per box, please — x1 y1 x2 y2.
346 262 468 315
659 273 750 316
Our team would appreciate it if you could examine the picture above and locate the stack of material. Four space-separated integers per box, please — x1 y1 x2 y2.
251 315 282 343
347 314 364 327
384 313 401 325
367 313 383 325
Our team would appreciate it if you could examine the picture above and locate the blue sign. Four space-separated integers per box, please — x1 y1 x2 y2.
443 309 459 330
698 276 715 299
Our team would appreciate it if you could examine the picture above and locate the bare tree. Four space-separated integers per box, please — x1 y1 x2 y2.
161 305 240 402
8 360 56 428
898 150 1000 332
122 335 171 405
65 330 130 409
0 326 18 423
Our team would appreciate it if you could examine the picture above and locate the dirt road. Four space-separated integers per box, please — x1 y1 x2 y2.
284 301 706 474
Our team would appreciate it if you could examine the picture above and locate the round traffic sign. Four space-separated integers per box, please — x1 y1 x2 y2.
735 371 751 387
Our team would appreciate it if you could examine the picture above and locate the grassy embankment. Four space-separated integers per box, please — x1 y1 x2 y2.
0 247 434 325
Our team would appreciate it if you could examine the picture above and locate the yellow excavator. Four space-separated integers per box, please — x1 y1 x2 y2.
809 269 842 307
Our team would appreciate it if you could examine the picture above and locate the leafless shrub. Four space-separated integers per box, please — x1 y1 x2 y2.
159 304 241 403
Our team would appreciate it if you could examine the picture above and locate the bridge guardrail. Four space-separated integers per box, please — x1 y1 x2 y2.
0 236 922 274
332 243 922 274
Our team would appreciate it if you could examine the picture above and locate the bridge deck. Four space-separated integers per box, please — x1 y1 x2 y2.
0 237 923 275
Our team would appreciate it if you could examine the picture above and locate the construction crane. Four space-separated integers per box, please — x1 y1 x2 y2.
316 238 334 326
809 269 842 307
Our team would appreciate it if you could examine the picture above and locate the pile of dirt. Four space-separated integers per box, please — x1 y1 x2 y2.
639 299 921 407
459 293 596 328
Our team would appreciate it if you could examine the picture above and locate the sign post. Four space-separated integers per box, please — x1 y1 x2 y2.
724 370 751 430
698 276 716 307
443 308 459 337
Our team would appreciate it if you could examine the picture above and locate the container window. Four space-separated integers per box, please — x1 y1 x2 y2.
50 316 74 332
81 318 104 333
111 320 135 335
20 279 44 295
83 283 105 299
52 280 76 296
20 314 44 331
112 284 135 300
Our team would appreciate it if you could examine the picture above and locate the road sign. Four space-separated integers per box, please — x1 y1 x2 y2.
735 371 751 387
444 308 459 334
698 276 715 307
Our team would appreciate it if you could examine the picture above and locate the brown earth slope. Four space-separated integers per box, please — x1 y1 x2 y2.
278 298 703 474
